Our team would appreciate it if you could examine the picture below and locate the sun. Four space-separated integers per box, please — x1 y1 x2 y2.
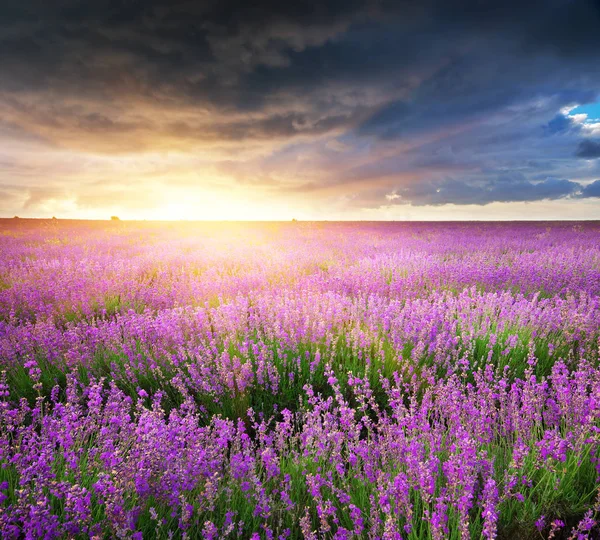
152 192 296 221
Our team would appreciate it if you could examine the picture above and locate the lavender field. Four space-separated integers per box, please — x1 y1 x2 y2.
0 219 599 539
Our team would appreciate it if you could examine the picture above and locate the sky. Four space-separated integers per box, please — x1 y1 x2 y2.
1 0 600 220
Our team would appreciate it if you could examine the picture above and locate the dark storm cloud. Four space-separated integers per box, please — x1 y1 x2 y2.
3 0 599 111
2 0 600 211
167 111 357 141
0 0 363 103
575 140 600 159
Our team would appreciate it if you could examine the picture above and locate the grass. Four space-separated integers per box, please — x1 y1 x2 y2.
496 446 598 538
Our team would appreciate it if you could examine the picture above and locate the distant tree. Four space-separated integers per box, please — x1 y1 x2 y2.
52 216 58 220
111 216 120 221
292 218 298 222
13 216 19 219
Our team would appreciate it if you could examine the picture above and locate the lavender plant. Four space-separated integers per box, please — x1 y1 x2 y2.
0 220 599 538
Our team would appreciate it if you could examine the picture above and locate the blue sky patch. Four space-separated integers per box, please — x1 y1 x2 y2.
571 101 600 121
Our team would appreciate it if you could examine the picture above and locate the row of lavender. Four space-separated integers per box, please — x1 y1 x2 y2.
2 221 599 323
0 220 599 538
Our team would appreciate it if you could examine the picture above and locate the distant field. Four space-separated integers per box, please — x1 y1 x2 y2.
0 220 599 539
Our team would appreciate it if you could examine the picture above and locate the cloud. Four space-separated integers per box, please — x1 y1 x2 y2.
385 175 581 206
575 139 600 158
1 0 600 215
0 184 26 214
14 181 166 214
579 179 600 198
544 114 578 135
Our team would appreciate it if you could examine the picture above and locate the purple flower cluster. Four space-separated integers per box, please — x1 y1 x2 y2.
0 220 599 538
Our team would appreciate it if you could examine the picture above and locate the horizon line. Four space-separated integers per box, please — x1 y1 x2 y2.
2 217 600 224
